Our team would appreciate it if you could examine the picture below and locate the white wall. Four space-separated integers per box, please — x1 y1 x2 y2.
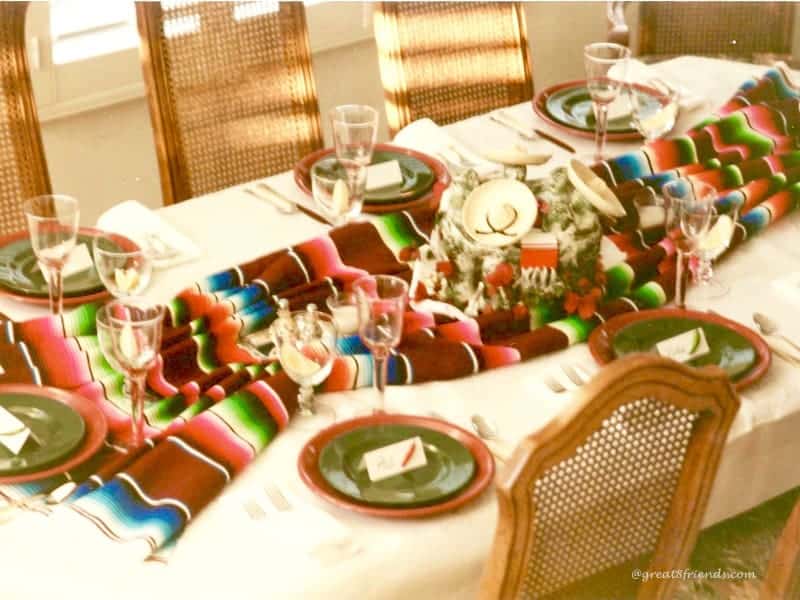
32 1 799 225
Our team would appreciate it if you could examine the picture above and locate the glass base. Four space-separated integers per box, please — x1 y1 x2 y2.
578 151 605 166
292 404 337 431
691 277 730 302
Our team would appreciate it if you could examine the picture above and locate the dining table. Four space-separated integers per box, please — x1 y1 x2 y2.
1 55 800 600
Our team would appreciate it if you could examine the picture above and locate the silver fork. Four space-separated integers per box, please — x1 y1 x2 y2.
543 364 595 394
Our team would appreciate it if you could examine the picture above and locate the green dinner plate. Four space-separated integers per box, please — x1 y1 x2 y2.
0 392 85 476
319 424 476 507
545 84 661 133
0 233 112 298
610 317 757 381
312 151 435 204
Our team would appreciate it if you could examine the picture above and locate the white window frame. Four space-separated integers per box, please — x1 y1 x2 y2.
28 1 374 123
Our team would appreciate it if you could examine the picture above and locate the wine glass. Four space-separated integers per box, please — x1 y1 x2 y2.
583 42 631 162
330 104 379 166
353 275 408 413
311 157 366 225
662 180 715 309
273 305 337 428
693 204 740 300
93 234 152 297
100 298 164 449
22 195 80 315
629 83 678 142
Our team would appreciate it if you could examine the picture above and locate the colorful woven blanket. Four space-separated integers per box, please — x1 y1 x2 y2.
1 65 799 560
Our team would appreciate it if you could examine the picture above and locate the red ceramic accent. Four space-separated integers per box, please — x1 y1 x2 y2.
588 308 772 391
0 384 108 484
293 144 451 215
298 413 495 519
0 227 139 307
533 80 666 142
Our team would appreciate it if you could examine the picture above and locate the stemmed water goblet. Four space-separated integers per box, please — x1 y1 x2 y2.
583 42 631 162
662 180 715 309
693 204 740 300
93 234 153 297
273 304 338 428
629 82 678 142
311 157 367 225
353 275 408 413
98 298 164 449
22 194 80 315
330 104 379 166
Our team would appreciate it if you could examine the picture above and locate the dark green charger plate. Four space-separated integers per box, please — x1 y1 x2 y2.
545 83 661 133
319 424 476 507
0 233 116 298
312 150 435 204
611 317 757 380
0 392 85 476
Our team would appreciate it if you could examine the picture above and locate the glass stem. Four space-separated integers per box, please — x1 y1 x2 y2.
297 385 314 416
373 348 388 413
129 373 146 449
675 248 689 309
695 252 713 286
47 265 64 316
594 103 609 162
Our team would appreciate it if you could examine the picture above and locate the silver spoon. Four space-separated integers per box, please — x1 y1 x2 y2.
470 414 512 462
753 312 800 354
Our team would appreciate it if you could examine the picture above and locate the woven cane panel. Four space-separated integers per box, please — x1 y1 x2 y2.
521 396 699 599
0 4 48 235
640 2 794 58
156 1 320 198
386 2 531 127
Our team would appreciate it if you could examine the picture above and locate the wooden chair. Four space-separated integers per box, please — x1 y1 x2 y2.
136 1 323 205
373 2 534 137
0 1 51 235
609 2 795 65
479 354 740 599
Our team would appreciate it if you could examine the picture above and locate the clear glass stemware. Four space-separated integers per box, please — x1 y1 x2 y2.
353 275 408 413
93 234 153 297
329 104 379 167
273 305 338 428
629 83 678 142
662 180 715 309
583 42 631 162
694 204 740 300
22 194 80 315
99 298 164 449
311 157 366 225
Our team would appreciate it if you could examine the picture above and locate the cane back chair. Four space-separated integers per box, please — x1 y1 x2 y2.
0 1 51 235
619 2 796 65
373 2 534 137
479 355 740 599
136 1 322 205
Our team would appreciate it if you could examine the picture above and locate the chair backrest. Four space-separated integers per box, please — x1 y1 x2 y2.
479 354 740 600
373 2 534 137
136 1 323 205
763 492 800 599
637 2 794 60
0 2 51 235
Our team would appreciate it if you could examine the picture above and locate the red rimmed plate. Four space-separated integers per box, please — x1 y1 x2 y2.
293 144 451 215
298 413 494 519
0 227 138 307
588 308 771 391
533 80 665 142
0 384 108 484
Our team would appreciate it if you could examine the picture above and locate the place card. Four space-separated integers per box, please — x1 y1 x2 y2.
520 231 559 269
0 406 30 455
655 327 710 363
366 160 403 192
363 436 427 482
40 243 94 282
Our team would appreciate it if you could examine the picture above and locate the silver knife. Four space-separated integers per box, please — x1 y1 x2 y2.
256 182 299 214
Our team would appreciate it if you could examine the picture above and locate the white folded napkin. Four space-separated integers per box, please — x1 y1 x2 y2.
393 118 499 178
611 59 707 112
96 200 201 269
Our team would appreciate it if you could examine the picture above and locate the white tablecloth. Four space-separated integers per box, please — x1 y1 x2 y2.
2 57 799 600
